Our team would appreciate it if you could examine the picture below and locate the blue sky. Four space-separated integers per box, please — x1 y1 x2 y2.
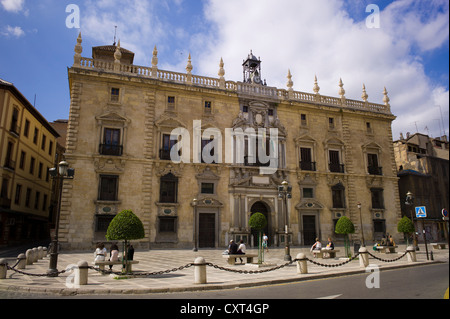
0 0 448 140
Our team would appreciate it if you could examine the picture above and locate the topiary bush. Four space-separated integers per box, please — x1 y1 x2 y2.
106 210 145 273
335 216 355 257
397 216 415 246
248 213 267 264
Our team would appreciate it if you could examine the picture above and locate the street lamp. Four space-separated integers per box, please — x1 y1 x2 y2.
357 202 365 247
47 161 75 276
192 198 198 252
278 180 292 261
405 191 418 251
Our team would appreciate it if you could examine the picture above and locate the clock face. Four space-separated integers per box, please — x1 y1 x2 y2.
252 74 261 84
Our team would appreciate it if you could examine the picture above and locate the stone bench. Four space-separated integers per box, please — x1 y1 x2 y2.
431 243 447 250
93 260 139 273
223 254 258 265
375 246 398 253
312 249 340 258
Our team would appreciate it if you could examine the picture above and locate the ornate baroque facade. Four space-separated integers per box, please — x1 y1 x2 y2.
60 34 401 250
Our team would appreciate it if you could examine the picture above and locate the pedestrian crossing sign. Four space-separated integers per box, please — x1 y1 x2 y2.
415 206 427 218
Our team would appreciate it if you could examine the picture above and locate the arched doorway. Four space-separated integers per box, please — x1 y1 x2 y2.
250 201 270 247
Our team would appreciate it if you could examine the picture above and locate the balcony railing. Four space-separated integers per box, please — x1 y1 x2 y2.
300 161 316 171
99 144 123 156
368 166 383 176
329 163 345 173
4 158 15 170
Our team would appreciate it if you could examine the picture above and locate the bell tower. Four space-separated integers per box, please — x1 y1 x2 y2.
243 50 264 85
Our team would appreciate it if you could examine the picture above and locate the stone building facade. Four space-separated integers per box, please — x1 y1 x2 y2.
60 34 401 250
0 79 59 246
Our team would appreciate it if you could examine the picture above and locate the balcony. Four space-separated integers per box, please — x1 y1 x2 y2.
9 124 20 137
368 166 383 176
300 161 316 171
99 144 123 156
329 163 345 173
3 158 15 171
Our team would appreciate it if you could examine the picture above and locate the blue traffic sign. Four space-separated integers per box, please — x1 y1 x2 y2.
415 206 427 218
442 209 448 218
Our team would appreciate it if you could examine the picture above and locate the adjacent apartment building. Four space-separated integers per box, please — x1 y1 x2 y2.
0 79 59 246
59 34 401 250
394 132 449 243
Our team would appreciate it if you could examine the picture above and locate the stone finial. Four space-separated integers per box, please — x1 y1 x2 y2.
218 58 225 78
287 69 294 90
362 84 368 102
114 40 122 72
73 32 83 66
186 53 193 74
383 87 391 112
218 58 225 89
313 75 320 94
151 45 158 78
338 78 346 99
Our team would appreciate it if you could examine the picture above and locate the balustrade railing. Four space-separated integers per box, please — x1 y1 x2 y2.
75 57 391 114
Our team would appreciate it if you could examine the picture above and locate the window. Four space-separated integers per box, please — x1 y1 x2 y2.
10 108 19 135
24 120 30 137
204 101 212 114
42 194 47 211
0 179 8 199
368 153 382 175
29 157 35 175
167 96 175 110
268 109 274 117
201 138 215 164
4 142 14 170
328 117 335 129
329 150 344 173
111 88 120 102
160 173 178 203
300 147 315 171
38 162 43 179
98 175 119 201
303 188 314 199
160 134 177 160
33 128 39 144
332 183 345 208
100 128 122 156
25 188 31 207
371 188 384 209
14 184 22 205
201 183 214 194
159 217 176 233
243 106 248 113
96 215 114 232
366 122 373 134
41 135 46 151
301 114 307 126
34 191 40 209
19 151 26 170
49 141 53 156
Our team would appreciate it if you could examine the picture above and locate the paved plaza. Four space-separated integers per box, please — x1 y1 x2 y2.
0 244 448 296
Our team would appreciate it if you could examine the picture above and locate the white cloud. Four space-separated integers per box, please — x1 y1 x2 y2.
77 0 449 139
1 0 24 13
1 25 25 38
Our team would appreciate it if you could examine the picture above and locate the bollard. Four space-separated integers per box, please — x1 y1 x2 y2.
17 254 26 269
194 257 207 284
26 249 34 265
406 246 417 262
32 248 39 263
75 261 89 286
0 258 7 279
359 247 369 268
296 253 308 274
43 246 47 257
37 247 44 259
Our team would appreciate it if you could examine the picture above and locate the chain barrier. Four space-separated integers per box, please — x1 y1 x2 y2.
367 250 408 263
2 249 410 279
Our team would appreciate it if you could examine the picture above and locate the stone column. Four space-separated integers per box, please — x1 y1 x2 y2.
194 257 207 284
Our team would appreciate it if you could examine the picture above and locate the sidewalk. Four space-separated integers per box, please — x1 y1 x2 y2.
0 244 448 296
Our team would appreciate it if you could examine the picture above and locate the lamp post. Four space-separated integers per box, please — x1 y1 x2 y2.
405 191 418 251
357 202 365 247
192 198 198 252
47 161 75 276
278 180 292 261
